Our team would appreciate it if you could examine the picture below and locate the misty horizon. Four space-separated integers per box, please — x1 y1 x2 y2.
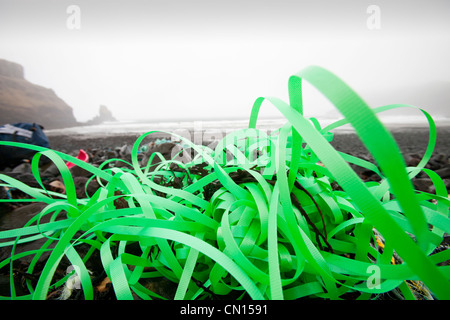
1 0 449 123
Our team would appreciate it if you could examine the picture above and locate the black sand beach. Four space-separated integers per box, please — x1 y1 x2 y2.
1 124 449 300
42 125 450 195
46 125 450 162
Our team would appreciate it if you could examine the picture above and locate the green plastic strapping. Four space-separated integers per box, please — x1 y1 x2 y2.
0 65 449 300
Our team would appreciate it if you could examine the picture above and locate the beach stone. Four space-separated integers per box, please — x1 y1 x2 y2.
0 203 56 265
69 165 93 178
1 161 43 188
443 179 450 190
429 178 450 194
40 162 61 179
105 150 116 159
73 176 100 198
11 162 32 174
3 172 40 188
412 178 434 193
49 180 65 193
90 149 108 164
141 142 177 169
0 202 47 232
427 157 445 170
404 153 422 167
431 153 447 164
435 165 450 179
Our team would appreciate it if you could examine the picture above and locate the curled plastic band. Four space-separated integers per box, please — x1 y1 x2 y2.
0 65 449 300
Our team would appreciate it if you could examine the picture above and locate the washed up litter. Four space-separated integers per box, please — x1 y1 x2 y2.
0 66 449 300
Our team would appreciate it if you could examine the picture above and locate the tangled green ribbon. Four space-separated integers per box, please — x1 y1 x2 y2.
0 66 449 300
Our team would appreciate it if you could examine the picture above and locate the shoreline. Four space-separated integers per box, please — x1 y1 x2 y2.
46 125 450 158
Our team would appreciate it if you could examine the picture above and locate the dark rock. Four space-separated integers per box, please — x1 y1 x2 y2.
0 203 57 266
11 162 32 174
83 105 117 125
73 176 100 198
431 153 447 164
98 105 116 122
3 172 40 188
412 178 434 193
428 178 450 194
141 142 177 169
106 150 116 159
443 179 450 190
0 202 47 232
435 165 450 179
40 162 61 180
2 161 57 189
426 154 448 171
69 165 94 178
404 153 422 167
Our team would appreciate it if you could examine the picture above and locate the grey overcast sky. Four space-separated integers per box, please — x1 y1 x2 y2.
0 0 449 122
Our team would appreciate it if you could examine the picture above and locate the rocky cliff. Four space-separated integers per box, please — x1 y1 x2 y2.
0 59 79 129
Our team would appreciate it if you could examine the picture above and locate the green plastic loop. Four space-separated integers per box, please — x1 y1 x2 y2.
0 65 448 300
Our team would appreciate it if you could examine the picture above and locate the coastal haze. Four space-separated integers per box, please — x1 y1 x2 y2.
2 1 450 303
0 0 449 128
